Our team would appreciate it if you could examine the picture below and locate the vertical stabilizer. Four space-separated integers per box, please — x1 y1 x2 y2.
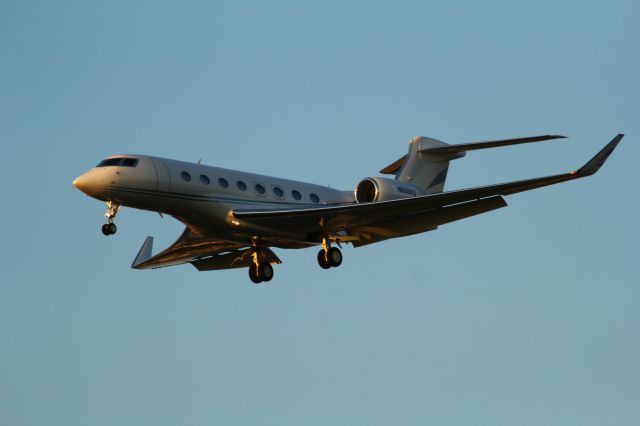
396 137 464 194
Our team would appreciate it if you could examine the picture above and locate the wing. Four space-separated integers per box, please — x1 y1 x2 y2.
131 227 281 270
234 134 622 243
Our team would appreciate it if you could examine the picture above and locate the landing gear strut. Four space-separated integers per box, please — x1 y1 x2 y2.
317 237 342 269
248 249 274 284
101 201 120 236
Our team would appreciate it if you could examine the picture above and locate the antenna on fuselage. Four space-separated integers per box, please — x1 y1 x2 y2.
197 159 202 164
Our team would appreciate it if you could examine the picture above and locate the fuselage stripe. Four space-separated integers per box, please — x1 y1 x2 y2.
105 185 334 208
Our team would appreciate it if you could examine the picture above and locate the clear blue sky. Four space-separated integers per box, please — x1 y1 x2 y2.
1 1 638 425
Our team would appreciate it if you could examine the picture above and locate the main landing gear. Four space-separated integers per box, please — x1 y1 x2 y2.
101 201 121 236
248 249 274 284
317 238 343 269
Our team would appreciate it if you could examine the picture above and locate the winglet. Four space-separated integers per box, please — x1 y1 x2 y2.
576 134 623 177
131 236 154 268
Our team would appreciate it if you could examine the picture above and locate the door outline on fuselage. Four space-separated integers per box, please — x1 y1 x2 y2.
151 157 172 195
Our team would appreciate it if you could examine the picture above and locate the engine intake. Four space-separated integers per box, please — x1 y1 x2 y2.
355 177 421 203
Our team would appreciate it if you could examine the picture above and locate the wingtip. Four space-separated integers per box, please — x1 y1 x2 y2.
576 134 623 177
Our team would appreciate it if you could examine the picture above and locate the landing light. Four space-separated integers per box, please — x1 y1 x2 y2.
231 220 240 226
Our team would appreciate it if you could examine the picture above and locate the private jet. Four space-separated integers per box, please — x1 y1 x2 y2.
73 133 622 283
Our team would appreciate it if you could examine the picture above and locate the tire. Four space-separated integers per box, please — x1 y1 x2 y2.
328 247 342 267
317 250 331 269
249 265 262 284
101 224 110 236
260 262 274 282
108 223 117 234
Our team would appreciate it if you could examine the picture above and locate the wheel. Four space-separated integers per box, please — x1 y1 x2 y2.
328 247 342 267
108 223 117 235
249 265 262 284
317 250 331 269
101 224 110 236
259 262 274 282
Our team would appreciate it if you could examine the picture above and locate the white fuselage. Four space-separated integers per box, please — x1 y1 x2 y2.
73 154 354 243
71 134 623 281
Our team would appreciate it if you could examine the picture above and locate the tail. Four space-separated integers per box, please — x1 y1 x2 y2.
380 134 566 194
396 136 461 194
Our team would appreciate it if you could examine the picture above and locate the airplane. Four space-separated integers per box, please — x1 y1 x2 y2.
73 133 623 284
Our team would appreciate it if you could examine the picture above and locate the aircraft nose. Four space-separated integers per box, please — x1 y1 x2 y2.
73 172 97 195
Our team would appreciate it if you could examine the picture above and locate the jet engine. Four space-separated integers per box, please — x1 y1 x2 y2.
354 177 422 203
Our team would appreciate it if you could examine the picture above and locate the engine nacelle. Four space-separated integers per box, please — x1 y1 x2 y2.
354 177 422 203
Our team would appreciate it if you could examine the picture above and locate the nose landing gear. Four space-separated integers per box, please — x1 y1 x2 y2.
101 201 121 236
101 223 117 236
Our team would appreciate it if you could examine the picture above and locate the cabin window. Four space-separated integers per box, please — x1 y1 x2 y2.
181 171 192 182
237 181 247 191
272 186 284 199
310 193 320 203
254 183 266 196
291 190 302 200
200 175 210 185
218 177 229 188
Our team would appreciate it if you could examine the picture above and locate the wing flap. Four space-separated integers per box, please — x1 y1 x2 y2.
351 196 508 247
191 247 282 271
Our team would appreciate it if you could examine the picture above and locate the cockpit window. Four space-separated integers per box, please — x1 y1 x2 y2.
97 157 139 167
97 158 122 167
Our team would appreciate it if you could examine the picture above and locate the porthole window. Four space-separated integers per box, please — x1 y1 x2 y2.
237 181 247 191
181 171 192 182
310 193 320 203
218 177 229 188
200 174 210 185
291 190 302 200
254 183 266 196
272 186 284 199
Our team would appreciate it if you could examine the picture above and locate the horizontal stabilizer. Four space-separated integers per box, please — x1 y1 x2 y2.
380 134 566 174
379 154 408 175
131 236 154 268
421 134 566 155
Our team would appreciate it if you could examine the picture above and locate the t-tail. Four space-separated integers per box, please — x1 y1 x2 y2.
380 134 567 194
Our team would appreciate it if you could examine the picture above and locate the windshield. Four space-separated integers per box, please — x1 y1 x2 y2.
96 157 139 167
